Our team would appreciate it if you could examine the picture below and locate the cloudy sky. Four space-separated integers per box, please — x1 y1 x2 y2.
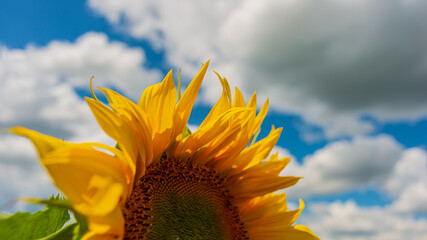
1 0 427 239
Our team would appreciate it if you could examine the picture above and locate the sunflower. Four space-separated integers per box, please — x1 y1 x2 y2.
10 61 319 240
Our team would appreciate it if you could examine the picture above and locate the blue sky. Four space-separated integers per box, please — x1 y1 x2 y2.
1 0 427 239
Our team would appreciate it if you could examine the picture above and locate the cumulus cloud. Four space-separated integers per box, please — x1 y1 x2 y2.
88 0 427 138
280 134 427 214
284 135 403 197
300 200 427 240
273 137 427 238
88 0 239 74
0 32 158 210
1 32 161 101
383 148 427 196
384 148 427 213
0 32 161 137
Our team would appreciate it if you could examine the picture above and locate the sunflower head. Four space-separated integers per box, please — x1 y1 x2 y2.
10 61 319 240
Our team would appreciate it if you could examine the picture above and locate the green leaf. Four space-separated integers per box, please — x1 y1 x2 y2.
0 196 70 240
21 196 89 240
0 212 10 219
38 222 78 240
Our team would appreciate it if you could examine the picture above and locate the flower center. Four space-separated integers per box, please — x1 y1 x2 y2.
123 158 248 240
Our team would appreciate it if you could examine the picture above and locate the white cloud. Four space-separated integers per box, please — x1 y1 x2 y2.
0 32 160 136
392 181 427 213
0 32 158 211
1 32 161 100
300 200 427 240
220 0 427 137
384 148 427 213
88 0 427 138
284 135 403 197
383 148 427 196
280 134 427 214
88 0 239 74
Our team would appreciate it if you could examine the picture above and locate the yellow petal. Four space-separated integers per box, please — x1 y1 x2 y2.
207 112 256 172
247 91 257 108
172 107 252 161
138 70 177 160
250 225 320 240
97 89 153 167
232 87 246 107
199 109 256 167
86 97 152 183
253 98 269 134
292 225 320 240
226 126 282 175
228 175 300 203
234 156 291 180
239 193 288 222
198 71 231 129
245 199 305 230
172 60 209 141
10 127 130 217
82 206 124 240
42 144 129 217
7 127 67 158
98 88 151 128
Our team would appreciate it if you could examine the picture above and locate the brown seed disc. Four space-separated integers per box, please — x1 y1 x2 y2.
123 158 248 240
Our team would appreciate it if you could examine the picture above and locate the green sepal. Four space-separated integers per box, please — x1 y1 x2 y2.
115 142 121 150
71 210 88 240
183 126 192 139
0 195 70 240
